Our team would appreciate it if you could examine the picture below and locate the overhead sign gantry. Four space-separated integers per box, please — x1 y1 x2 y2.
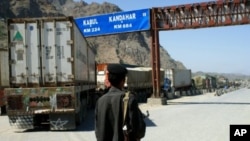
150 0 250 99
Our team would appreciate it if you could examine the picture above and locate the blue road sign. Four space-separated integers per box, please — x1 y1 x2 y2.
74 9 150 37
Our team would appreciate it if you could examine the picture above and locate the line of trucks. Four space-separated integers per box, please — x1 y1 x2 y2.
0 16 235 130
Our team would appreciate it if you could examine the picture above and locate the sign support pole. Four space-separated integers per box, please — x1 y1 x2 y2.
149 9 167 105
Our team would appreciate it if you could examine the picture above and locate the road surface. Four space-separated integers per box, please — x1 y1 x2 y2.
0 87 249 141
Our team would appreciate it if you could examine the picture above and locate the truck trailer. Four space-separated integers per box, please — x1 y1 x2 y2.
96 63 165 102
0 48 9 115
96 63 139 93
126 67 165 102
4 17 96 130
163 69 193 97
193 74 217 92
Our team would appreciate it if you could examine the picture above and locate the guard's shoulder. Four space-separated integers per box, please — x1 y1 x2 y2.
124 91 138 103
124 90 136 96
130 91 137 96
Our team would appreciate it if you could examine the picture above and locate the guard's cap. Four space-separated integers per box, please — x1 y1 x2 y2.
107 64 127 75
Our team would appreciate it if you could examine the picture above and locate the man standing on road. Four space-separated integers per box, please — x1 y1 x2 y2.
95 64 145 141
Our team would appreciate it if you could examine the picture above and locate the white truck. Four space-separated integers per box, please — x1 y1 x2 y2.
4 17 96 130
96 64 165 102
126 67 164 102
163 69 193 97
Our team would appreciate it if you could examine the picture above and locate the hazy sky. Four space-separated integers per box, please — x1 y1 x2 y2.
77 0 250 75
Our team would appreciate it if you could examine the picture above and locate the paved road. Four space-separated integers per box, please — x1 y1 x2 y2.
0 88 249 141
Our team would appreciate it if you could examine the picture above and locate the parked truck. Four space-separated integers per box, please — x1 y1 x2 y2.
96 63 139 93
193 74 217 92
4 17 96 130
126 67 165 102
163 69 193 97
96 63 109 94
0 48 9 115
216 76 229 89
96 63 164 102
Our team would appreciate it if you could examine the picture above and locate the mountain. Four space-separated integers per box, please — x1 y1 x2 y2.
192 71 250 81
0 0 186 69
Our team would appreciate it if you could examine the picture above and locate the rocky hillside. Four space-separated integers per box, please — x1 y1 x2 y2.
0 0 185 69
193 71 250 81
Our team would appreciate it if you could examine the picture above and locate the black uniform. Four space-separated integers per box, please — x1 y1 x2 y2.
95 64 145 141
95 86 124 141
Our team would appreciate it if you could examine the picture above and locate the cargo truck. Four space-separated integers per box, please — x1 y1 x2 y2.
4 17 96 130
193 74 217 92
0 48 9 115
126 67 165 102
96 63 164 102
96 63 140 93
163 69 193 98
96 63 109 94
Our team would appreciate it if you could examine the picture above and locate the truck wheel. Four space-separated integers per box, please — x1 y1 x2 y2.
75 112 82 125
142 91 147 102
0 105 6 116
81 99 87 121
75 98 88 125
